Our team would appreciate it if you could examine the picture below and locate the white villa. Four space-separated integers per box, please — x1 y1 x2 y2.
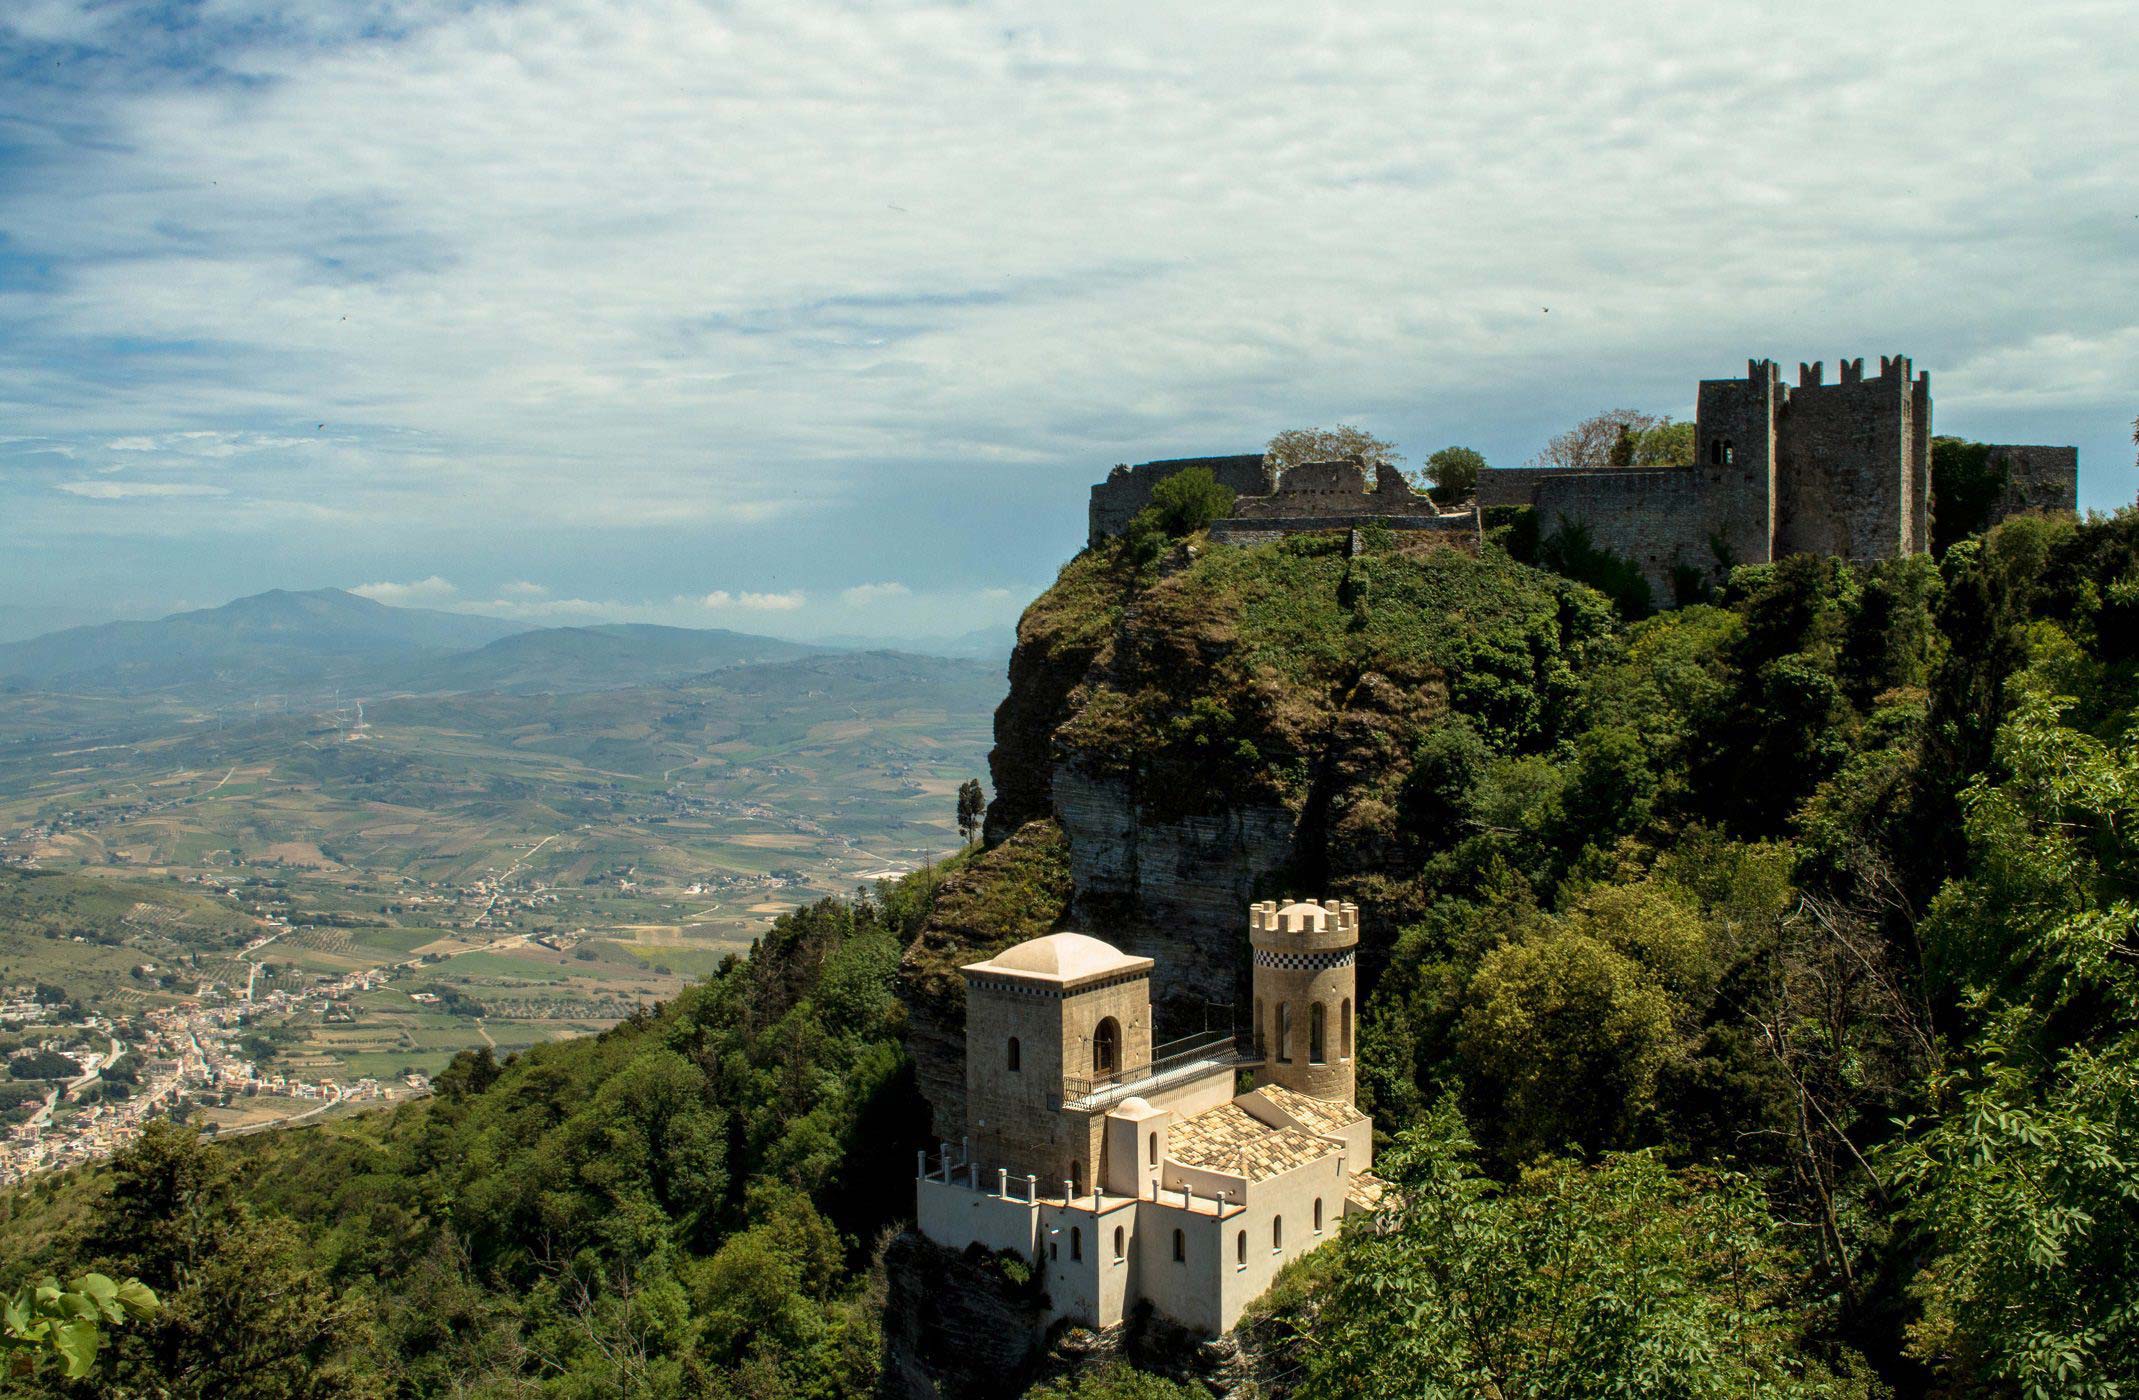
915 898 1376 1337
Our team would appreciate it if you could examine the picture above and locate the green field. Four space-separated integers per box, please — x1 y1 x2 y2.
0 654 997 1077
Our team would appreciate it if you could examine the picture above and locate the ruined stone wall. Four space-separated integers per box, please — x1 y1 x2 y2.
1528 468 1713 599
1983 445 2080 524
1089 455 1274 545
1207 515 1477 550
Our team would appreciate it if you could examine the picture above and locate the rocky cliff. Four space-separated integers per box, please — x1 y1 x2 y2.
902 529 1612 1141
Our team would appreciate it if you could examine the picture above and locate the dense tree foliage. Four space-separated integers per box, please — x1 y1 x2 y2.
1 884 943 1398
4 506 2133 1398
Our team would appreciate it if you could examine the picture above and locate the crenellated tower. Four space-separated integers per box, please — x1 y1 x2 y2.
1248 898 1357 1104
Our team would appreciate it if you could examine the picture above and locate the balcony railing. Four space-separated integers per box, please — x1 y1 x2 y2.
1056 1029 1253 1111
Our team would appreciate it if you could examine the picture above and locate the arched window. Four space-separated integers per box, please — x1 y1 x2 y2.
1236 1230 1247 1268
1276 1003 1292 1062
1093 1017 1119 1076
1007 1037 1020 1073
1071 1161 1084 1197
1309 1003 1326 1064
1253 997 1265 1058
1341 999 1352 1059
1113 1226 1125 1261
1172 1229 1185 1263
1273 1215 1283 1252
1313 1198 1324 1233
1071 1226 1082 1261
1148 1131 1158 1166
1710 438 1725 465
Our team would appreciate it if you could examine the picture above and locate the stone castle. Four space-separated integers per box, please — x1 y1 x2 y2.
915 899 1373 1338
1087 353 2079 597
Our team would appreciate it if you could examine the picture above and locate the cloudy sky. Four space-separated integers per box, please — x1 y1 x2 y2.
2 0 2132 641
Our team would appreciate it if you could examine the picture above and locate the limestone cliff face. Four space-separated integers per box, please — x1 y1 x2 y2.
906 532 1607 1139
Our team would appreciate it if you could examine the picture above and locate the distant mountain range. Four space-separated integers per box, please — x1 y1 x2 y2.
0 588 999 706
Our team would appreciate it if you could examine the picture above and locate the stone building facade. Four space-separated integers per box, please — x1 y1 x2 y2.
1087 354 2080 602
915 901 1375 1338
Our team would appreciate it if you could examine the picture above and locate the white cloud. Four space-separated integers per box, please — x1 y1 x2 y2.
497 579 548 597
54 480 227 499
351 575 457 605
697 589 807 612
841 581 911 606
4 0 2135 609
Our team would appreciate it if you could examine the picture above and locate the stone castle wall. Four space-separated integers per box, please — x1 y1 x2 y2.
1089 455 1273 545
1087 355 2077 602
1985 445 2081 524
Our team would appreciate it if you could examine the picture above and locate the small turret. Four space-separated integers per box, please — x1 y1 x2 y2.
1248 898 1358 1104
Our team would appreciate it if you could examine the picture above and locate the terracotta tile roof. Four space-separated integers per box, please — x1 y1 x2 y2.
1255 1084 1366 1136
1345 1171 1387 1213
1168 1102 1339 1182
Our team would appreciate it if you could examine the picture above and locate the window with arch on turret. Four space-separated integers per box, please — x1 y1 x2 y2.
1236 1230 1246 1268
1148 1131 1157 1165
1273 1215 1284 1252
1309 1002 1326 1064
1341 998 1352 1059
1113 1226 1125 1262
1093 1017 1119 1076
1313 1197 1324 1233
1276 1003 1292 1062
1007 1037 1020 1073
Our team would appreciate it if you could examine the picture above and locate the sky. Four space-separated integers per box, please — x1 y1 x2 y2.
1 0 2133 643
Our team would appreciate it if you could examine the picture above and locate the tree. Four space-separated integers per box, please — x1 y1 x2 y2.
1124 467 1236 563
1459 882 1711 1159
1 1272 158 1380
1533 409 1669 471
956 780 986 846
1146 468 1234 534
1266 425 1399 472
1422 446 1487 498
1299 1101 1868 1399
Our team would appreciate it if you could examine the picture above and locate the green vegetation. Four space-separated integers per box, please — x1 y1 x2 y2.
1 1271 157 1381
0 888 931 1397
4 506 2133 1396
1125 468 1237 563
1421 445 1486 498
1929 435 2006 554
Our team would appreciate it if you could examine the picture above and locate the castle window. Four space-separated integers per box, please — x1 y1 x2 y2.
1173 1229 1185 1262
1071 1226 1082 1261
1273 1216 1284 1252
1309 1003 1326 1065
1710 438 1724 465
1007 1037 1020 1073
1071 1161 1084 1197
1113 1226 1125 1262
1236 1230 1247 1269
1148 1131 1158 1166
1276 1004 1292 1063
1341 999 1352 1059
1314 1198 1324 1234
1093 1017 1120 1076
